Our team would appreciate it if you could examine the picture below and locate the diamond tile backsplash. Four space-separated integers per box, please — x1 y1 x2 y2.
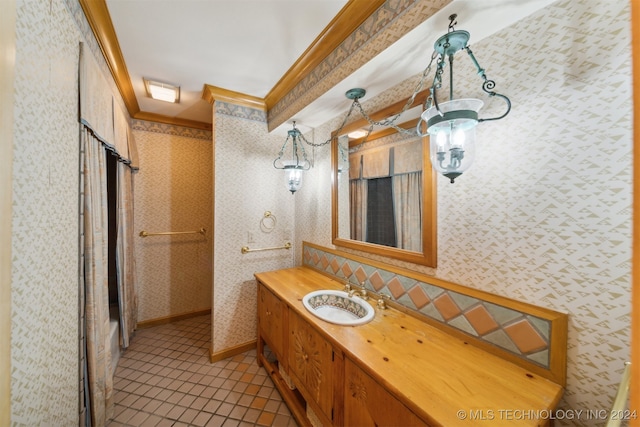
303 243 553 369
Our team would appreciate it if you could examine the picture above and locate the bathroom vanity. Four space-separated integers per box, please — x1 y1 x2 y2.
255 266 564 427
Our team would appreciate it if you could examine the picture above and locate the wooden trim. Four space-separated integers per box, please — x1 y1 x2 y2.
209 340 256 363
202 84 266 110
631 0 639 422
0 0 16 422
264 0 385 109
257 354 311 427
133 111 212 131
302 241 568 386
331 90 437 267
79 0 139 117
136 309 211 329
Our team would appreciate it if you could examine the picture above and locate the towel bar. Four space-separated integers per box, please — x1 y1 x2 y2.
139 228 206 238
241 241 291 254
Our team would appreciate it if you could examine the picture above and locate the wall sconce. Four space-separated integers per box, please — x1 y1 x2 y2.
273 122 311 194
417 14 511 183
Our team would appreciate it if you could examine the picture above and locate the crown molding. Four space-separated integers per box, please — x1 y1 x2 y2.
133 111 212 131
202 84 267 110
264 0 385 109
79 0 139 116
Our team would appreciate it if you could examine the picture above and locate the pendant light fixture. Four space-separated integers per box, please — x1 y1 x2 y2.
273 122 311 194
275 14 510 188
416 14 511 183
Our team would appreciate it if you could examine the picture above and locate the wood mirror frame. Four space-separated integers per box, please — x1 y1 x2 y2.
331 90 437 267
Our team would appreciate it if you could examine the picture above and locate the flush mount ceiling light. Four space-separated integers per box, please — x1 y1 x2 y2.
273 122 311 194
143 78 180 103
416 14 511 183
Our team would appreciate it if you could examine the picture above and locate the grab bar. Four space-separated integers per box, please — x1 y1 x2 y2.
241 241 291 254
139 228 206 238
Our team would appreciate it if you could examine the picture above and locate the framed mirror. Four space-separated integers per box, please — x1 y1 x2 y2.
331 91 437 267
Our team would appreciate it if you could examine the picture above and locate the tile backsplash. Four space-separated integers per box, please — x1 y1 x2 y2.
303 242 563 375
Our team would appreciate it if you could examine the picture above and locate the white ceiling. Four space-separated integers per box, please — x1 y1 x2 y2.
105 0 556 135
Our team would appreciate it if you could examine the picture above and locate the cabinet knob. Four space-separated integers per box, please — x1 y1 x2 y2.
303 353 309 361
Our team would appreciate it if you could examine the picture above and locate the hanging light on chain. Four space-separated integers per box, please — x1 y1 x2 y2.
417 14 511 183
273 122 311 194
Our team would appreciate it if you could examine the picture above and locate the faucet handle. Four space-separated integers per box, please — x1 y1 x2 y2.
344 281 352 292
359 288 369 301
377 293 391 310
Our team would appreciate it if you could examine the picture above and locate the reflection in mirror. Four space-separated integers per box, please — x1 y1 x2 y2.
332 92 437 267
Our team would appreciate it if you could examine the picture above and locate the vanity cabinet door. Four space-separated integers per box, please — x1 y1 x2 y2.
288 310 334 424
344 357 429 427
258 283 285 362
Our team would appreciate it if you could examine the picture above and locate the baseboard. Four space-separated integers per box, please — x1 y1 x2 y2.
209 340 257 363
136 308 211 329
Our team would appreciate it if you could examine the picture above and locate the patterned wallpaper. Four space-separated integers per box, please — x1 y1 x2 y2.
8 0 633 425
133 125 213 322
211 102 297 354
295 0 632 424
11 0 83 424
131 119 213 141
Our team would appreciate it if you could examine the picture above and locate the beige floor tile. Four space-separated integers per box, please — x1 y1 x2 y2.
106 315 298 427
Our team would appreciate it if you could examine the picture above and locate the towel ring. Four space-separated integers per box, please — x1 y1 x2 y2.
260 211 276 233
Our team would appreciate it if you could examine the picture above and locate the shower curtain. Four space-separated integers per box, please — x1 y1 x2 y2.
116 162 137 348
82 127 113 425
79 42 138 425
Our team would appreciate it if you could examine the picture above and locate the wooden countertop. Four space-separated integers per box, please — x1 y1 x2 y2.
255 266 564 427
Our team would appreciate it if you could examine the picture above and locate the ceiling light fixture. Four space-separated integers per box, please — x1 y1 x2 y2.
289 14 510 185
143 78 180 103
347 129 368 139
416 14 511 183
273 122 311 194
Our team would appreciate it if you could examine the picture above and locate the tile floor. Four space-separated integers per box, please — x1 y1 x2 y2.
107 315 298 427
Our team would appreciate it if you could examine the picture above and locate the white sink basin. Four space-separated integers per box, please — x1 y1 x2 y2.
302 290 375 326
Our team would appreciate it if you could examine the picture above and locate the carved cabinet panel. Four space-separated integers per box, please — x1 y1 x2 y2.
344 357 429 427
288 310 334 423
258 284 285 362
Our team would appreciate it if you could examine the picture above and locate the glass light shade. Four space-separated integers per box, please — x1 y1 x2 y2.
283 162 304 194
422 99 483 183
